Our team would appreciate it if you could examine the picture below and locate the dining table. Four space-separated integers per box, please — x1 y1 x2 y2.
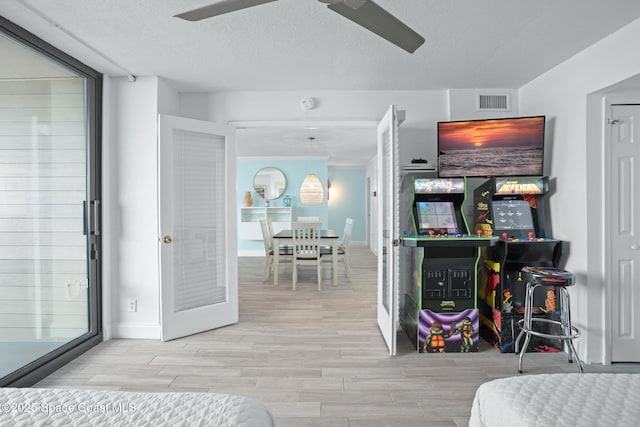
271 229 340 287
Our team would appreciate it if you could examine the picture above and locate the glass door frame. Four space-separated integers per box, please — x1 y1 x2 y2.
0 16 103 387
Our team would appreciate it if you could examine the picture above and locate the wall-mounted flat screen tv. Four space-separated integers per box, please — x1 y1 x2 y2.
437 116 545 178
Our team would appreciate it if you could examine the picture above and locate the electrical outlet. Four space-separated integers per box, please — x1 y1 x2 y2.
128 299 137 312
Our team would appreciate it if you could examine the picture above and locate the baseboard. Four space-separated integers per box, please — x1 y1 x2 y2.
113 322 161 339
102 322 112 341
238 250 265 257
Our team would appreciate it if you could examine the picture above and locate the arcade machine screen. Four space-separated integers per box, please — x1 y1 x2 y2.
491 199 534 239
415 201 459 235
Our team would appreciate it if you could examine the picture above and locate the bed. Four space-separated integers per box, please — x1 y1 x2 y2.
0 387 276 426
470 373 640 427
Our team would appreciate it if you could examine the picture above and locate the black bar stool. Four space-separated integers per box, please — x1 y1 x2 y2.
515 266 583 374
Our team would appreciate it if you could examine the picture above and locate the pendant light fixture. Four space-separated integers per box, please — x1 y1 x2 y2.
300 137 324 204
300 173 324 204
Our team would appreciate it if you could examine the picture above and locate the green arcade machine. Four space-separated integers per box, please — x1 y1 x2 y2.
400 177 497 353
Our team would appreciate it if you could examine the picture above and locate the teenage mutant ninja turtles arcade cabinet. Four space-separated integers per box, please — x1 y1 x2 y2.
401 178 497 353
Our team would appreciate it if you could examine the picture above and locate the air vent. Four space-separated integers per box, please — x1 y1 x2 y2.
477 93 510 112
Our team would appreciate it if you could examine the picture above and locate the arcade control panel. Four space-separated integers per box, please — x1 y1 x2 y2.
402 232 499 248
498 232 557 243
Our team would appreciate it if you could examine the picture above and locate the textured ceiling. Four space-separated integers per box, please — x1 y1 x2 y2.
2 0 640 165
3 0 640 91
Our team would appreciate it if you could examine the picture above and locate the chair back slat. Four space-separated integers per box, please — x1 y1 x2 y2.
259 218 272 253
342 217 354 249
292 222 321 259
291 222 323 291
266 220 275 244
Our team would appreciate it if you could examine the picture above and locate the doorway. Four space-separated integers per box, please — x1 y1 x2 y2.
234 121 377 257
234 121 384 345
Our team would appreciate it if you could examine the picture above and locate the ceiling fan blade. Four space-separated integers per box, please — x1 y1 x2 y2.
175 0 279 21
326 0 425 53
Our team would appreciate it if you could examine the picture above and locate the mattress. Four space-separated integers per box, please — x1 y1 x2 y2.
0 387 276 426
469 373 640 427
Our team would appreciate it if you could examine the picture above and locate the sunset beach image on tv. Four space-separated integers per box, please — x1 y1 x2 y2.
437 116 545 178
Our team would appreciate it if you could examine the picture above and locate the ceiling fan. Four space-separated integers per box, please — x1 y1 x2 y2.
174 0 425 53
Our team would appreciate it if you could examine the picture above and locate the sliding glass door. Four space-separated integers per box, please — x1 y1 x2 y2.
0 17 102 386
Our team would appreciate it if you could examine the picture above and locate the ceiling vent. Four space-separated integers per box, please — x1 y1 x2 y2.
477 93 511 112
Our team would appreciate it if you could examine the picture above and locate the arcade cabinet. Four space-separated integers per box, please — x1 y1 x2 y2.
474 176 564 353
401 178 497 353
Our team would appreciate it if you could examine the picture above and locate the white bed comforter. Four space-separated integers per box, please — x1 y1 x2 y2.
470 373 640 427
0 387 276 426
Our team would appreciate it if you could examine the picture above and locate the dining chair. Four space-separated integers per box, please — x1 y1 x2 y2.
322 217 353 281
291 222 322 291
266 219 275 242
267 218 293 257
259 218 292 280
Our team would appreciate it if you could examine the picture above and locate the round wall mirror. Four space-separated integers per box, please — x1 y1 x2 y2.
253 167 286 200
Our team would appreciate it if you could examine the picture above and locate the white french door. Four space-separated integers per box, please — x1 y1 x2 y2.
377 105 402 356
609 104 640 362
158 115 238 341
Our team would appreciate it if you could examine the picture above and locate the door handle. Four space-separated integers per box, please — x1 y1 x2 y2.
82 200 101 236
91 200 101 236
163 235 173 244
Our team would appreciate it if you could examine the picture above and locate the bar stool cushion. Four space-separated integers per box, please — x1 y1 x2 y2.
520 266 575 286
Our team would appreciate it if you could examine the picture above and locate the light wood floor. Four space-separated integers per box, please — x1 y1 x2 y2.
36 247 639 426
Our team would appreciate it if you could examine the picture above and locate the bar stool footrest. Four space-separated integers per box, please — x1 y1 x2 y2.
517 318 581 341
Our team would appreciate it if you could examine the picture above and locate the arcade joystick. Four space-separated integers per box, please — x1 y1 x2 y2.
476 230 482 237
528 231 534 240
502 232 508 240
429 230 434 237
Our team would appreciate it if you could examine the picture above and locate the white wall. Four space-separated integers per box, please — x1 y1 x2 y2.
158 78 180 116
102 76 114 340
107 76 161 338
519 17 640 363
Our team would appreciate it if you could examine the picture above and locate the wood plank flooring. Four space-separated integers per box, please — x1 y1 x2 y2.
36 247 640 426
